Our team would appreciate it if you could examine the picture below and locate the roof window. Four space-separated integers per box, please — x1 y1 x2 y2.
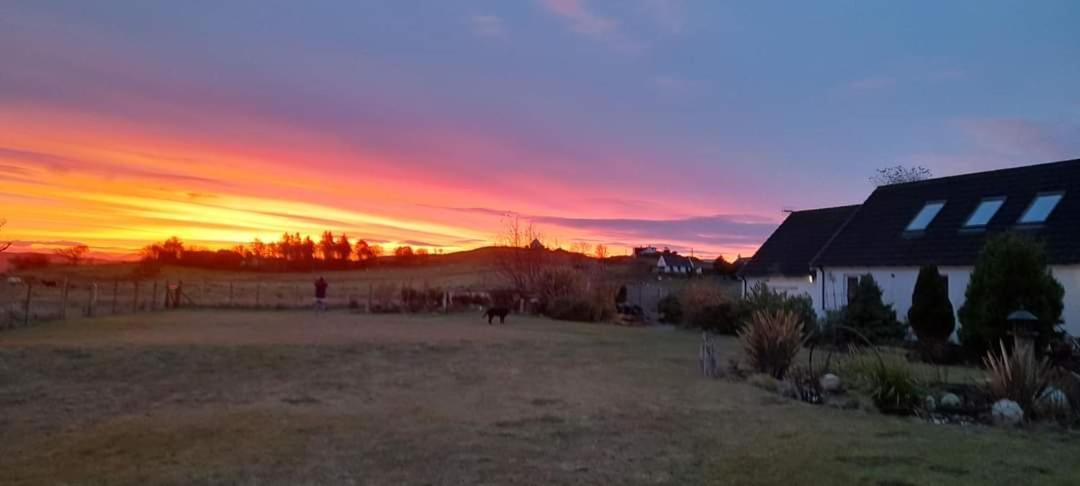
1018 192 1064 224
905 201 945 231
964 197 1005 227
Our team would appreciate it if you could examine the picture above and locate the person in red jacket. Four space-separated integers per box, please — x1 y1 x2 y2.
314 277 328 312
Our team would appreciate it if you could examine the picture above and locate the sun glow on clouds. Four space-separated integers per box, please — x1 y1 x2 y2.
0 4 780 260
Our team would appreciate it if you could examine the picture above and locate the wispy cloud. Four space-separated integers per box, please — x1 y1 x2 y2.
434 206 776 256
539 0 644 53
955 118 1080 161
469 14 506 38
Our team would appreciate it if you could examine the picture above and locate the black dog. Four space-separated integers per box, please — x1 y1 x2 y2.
483 307 509 325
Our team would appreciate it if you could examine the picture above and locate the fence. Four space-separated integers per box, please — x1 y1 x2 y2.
0 278 494 330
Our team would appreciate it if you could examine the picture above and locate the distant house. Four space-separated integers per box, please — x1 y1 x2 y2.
656 252 699 275
740 158 1080 336
633 246 659 257
528 239 545 250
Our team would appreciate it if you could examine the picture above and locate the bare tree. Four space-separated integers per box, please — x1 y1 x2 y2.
871 165 932 186
494 215 547 293
569 241 592 255
54 244 90 265
594 244 608 260
0 219 10 253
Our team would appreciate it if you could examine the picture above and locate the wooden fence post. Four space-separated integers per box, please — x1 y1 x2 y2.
368 282 373 313
132 281 140 313
23 282 32 327
255 282 261 309
151 281 159 311
88 282 98 317
111 280 119 314
228 282 234 308
60 278 70 320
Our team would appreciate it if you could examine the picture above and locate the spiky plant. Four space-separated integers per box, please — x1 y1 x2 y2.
738 310 805 379
984 340 1049 417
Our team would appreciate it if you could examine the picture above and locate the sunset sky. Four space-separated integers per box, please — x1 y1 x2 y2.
2 1 1079 260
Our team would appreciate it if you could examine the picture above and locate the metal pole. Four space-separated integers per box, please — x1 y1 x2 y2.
60 278 69 320
111 280 119 314
23 282 32 326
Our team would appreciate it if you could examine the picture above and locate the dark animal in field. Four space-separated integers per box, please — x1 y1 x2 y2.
483 307 510 325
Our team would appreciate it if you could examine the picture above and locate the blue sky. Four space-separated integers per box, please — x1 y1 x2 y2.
1 0 1078 258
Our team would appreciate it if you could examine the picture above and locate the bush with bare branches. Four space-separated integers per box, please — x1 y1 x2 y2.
738 310 806 379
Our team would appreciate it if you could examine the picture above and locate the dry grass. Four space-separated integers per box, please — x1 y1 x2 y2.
2 311 1079 485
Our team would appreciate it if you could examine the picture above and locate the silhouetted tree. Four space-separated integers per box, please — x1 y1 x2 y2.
334 233 352 264
54 244 90 266
594 244 608 260
713 255 737 276
301 236 316 269
0 219 11 253
318 231 336 261
871 165 932 186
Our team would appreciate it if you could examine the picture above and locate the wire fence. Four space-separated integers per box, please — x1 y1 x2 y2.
0 278 496 330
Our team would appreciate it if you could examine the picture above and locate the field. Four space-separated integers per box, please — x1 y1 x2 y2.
2 311 1079 485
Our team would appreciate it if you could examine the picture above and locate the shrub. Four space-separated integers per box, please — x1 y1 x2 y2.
958 233 1065 357
738 310 805 379
533 266 586 307
546 287 616 323
738 283 817 338
658 294 682 324
680 282 739 333
908 265 956 360
845 274 905 344
866 361 921 415
984 341 1049 418
9 253 50 271
839 353 921 414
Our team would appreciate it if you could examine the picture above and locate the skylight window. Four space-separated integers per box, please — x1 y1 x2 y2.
905 201 945 231
1018 192 1064 224
964 197 1005 227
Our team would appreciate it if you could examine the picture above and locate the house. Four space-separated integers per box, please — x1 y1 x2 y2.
656 251 697 274
739 158 1080 336
632 246 659 257
738 205 860 297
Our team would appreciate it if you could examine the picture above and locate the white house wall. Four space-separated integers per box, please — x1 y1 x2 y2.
819 265 1080 336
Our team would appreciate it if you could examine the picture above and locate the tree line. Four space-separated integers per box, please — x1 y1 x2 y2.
140 232 432 271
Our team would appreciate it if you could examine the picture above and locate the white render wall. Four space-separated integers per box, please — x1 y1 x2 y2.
819 265 1080 337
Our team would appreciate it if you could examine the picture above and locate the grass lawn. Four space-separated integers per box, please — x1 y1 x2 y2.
1 311 1078 485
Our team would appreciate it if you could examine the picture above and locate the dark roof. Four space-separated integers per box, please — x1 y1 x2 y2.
812 158 1080 267
658 252 692 268
739 205 861 277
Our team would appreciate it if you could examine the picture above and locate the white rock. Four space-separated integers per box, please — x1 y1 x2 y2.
991 399 1024 426
924 395 937 412
1037 387 1070 414
819 373 842 393
940 393 962 409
